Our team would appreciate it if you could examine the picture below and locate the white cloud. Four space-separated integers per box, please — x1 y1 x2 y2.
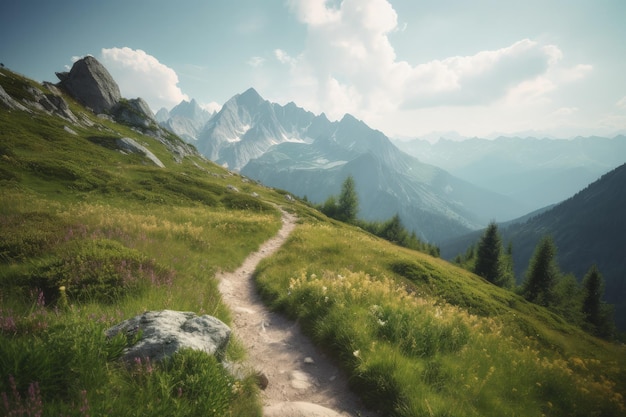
100 47 188 111
280 0 593 135
247 56 265 68
616 96 626 109
274 49 298 66
402 39 553 107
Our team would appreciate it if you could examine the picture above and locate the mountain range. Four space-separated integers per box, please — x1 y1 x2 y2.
2 57 625 415
158 89 528 242
154 88 626 329
155 98 214 143
394 136 626 212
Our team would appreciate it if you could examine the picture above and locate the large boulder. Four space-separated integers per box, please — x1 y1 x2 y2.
105 310 231 363
56 56 121 114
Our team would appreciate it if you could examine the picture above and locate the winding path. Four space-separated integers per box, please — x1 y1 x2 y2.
217 209 376 417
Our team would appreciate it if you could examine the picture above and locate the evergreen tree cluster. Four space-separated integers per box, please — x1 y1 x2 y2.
319 176 440 257
456 224 615 339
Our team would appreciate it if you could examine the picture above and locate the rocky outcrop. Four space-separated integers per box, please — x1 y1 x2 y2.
0 85 28 111
56 56 121 114
111 97 157 128
26 85 79 123
105 310 231 363
116 137 165 168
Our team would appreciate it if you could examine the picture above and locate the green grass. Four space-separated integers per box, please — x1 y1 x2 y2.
0 66 287 416
255 218 626 416
2 66 625 417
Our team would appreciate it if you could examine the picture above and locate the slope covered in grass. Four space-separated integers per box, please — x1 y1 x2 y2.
1 67 285 416
255 212 626 416
1 66 625 417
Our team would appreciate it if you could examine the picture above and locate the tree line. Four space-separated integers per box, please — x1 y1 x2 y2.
455 222 616 339
316 176 440 257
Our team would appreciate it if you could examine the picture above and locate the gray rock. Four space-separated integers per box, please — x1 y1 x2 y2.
57 56 121 114
111 97 157 128
0 85 28 111
64 126 78 135
226 184 239 192
116 137 165 168
105 310 231 363
34 90 79 123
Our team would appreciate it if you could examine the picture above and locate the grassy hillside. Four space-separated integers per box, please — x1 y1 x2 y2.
0 67 284 416
255 215 626 416
1 67 625 417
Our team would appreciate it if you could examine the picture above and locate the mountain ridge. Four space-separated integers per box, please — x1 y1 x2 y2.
395 135 626 212
440 162 626 329
164 88 525 241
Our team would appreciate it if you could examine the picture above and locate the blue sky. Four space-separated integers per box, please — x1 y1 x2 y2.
2 0 625 138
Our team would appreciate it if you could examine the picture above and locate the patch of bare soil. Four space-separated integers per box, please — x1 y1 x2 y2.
217 210 377 417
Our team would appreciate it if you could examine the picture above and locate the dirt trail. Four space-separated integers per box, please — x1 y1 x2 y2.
217 209 376 417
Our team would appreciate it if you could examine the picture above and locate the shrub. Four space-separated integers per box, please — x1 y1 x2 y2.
221 193 272 211
16 239 174 304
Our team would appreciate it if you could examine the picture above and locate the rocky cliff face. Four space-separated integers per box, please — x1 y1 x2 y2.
56 56 121 114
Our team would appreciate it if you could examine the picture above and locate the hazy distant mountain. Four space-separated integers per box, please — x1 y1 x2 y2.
394 136 626 213
157 99 213 142
241 114 521 241
440 163 626 329
188 89 526 241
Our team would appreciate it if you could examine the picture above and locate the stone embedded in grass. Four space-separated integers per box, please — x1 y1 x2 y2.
105 310 231 363
116 137 165 168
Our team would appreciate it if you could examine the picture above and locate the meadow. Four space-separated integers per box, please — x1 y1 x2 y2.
255 217 626 417
0 67 284 416
1 66 625 416
0 186 282 416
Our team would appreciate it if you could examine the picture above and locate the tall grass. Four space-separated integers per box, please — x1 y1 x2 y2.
2 66 625 416
0 185 279 416
255 218 626 417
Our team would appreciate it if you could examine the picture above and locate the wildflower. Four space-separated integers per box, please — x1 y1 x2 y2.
353 350 360 358
59 286 69 310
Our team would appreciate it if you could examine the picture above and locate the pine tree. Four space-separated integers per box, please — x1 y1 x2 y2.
581 265 605 331
522 236 561 306
337 175 359 223
473 222 504 285
381 214 408 245
553 273 584 326
320 195 338 219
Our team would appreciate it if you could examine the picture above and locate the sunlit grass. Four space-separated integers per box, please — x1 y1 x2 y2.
1 66 624 416
255 216 626 417
1 184 279 416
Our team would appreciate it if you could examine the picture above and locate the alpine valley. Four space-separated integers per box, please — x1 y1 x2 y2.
157 88 626 244
2 56 626 417
159 88 525 242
